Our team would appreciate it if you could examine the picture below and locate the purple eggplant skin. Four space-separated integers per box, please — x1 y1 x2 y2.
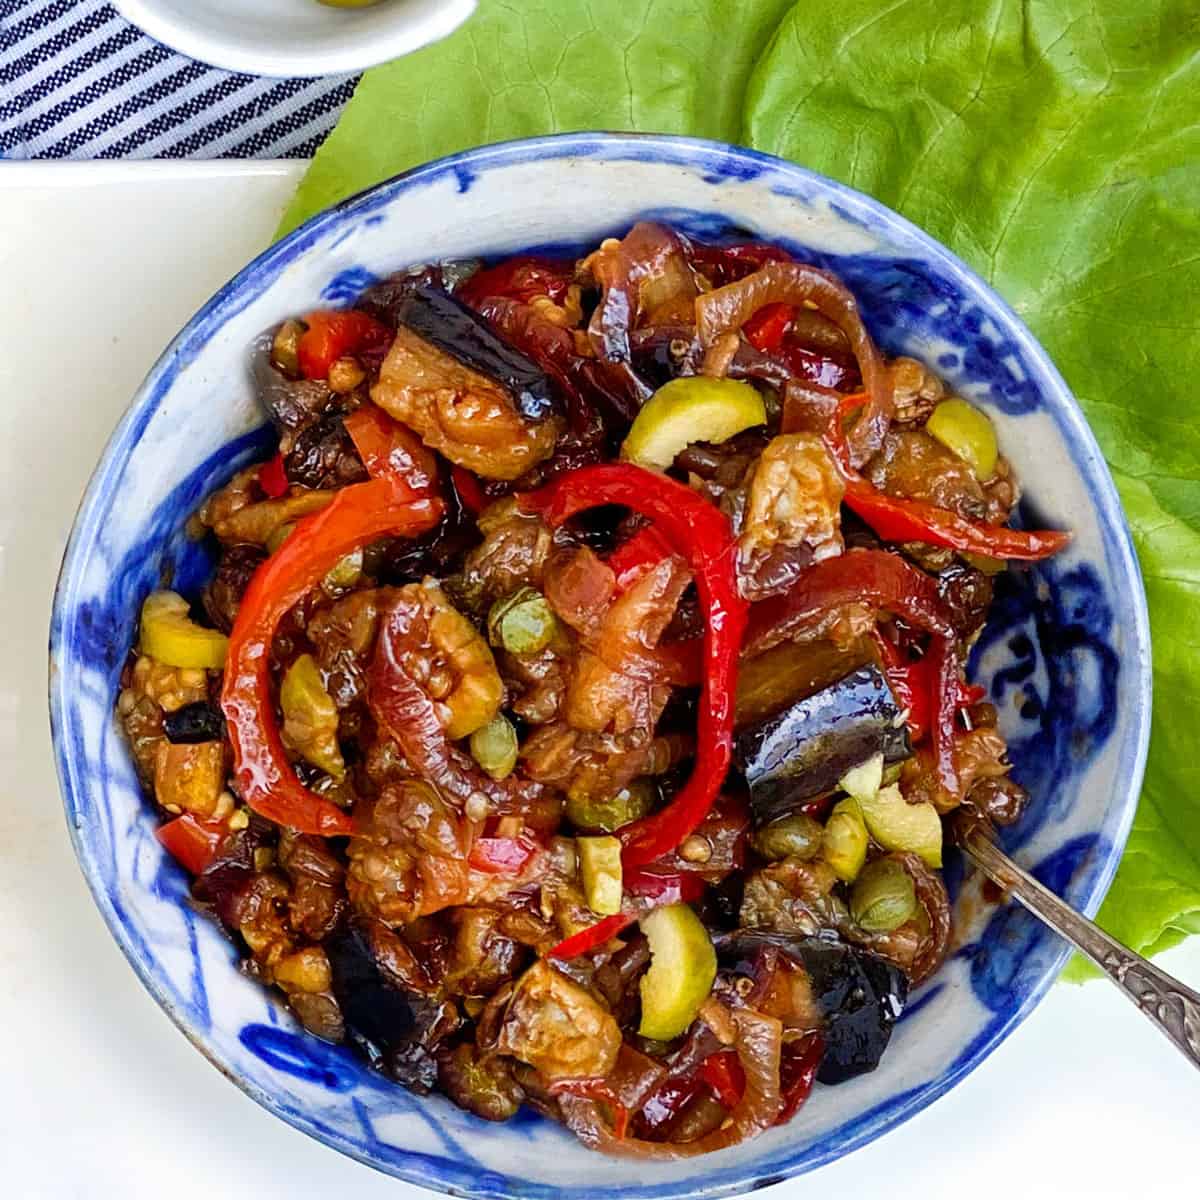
394 287 558 423
717 931 908 1084
733 664 911 826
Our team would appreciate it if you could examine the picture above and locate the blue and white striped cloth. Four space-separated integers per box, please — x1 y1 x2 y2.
0 0 357 159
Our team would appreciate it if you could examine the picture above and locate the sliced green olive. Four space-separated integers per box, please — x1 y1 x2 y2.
279 653 345 779
488 588 559 655
851 858 919 932
565 779 656 833
839 752 884 803
578 835 623 916
926 397 998 480
856 783 943 868
751 812 823 861
822 797 869 883
140 590 228 670
621 376 766 470
323 547 363 592
638 903 717 1040
469 715 519 781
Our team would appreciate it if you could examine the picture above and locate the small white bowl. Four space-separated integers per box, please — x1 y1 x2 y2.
113 0 476 78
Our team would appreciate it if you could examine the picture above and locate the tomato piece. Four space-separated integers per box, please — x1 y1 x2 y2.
468 835 538 874
742 302 795 353
457 256 574 308
451 465 487 515
698 1050 746 1110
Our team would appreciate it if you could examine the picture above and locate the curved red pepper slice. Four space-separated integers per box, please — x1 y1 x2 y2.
548 913 636 959
258 452 289 499
222 483 441 836
519 463 747 868
824 396 1070 561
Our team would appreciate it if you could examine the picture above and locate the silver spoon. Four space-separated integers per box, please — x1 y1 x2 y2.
954 817 1200 1070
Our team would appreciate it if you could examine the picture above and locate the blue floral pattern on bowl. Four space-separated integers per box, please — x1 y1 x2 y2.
49 133 1151 1198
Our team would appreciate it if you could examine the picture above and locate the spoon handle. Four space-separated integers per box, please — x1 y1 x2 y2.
961 828 1200 1071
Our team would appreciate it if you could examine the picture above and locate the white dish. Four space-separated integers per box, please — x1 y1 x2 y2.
112 0 475 77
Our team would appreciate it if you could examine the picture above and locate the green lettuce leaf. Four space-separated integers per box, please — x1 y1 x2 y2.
282 0 1200 965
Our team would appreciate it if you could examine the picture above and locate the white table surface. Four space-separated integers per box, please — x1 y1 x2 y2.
0 159 1195 1199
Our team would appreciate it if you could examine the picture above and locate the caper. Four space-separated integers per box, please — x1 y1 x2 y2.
487 588 558 655
851 858 919 932
750 812 823 861
469 715 519 780
565 779 656 833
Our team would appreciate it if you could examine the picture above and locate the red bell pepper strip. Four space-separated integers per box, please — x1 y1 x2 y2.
343 404 438 492
823 397 1070 561
222 481 441 837
776 1033 824 1123
457 256 575 309
156 813 227 876
450 465 487 515
468 835 539 874
548 913 636 959
297 310 392 381
258 452 289 499
699 1050 746 1111
519 463 747 868
871 629 983 742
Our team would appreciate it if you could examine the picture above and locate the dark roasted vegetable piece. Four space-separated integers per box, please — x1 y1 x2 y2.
394 287 557 422
284 413 369 490
162 700 225 744
734 664 910 825
325 920 458 1091
718 932 907 1084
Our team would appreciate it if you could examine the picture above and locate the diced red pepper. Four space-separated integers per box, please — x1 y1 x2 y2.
450 465 487 515
156 813 227 876
258 452 289 499
519 463 747 869
222 449 441 836
297 310 392 381
742 302 796 353
698 1050 746 1110
547 913 636 959
457 256 575 309
468 835 538 874
776 1033 824 1123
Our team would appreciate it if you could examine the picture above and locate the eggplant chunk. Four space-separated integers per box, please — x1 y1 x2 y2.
734 664 910 825
395 287 557 422
718 931 908 1084
324 922 457 1091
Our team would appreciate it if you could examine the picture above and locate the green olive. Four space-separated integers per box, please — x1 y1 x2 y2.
323 547 363 592
751 812 823 861
487 588 559 655
565 779 656 833
822 799 869 883
469 715 519 780
926 397 998 480
851 858 918 932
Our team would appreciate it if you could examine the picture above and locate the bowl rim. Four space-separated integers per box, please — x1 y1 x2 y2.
49 131 1153 1198
110 0 477 78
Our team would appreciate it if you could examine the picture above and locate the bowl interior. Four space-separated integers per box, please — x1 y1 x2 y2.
50 135 1150 1199
113 0 476 76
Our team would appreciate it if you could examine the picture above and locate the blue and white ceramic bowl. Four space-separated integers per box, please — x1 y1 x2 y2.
50 134 1151 1197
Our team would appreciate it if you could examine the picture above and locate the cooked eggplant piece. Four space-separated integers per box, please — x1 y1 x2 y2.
324 921 456 1091
734 664 910 825
717 931 907 1084
394 286 557 422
